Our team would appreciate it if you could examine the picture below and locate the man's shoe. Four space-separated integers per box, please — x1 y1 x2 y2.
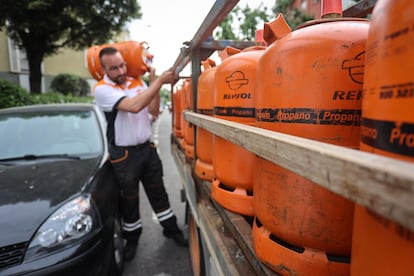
164 231 189 247
124 242 137 262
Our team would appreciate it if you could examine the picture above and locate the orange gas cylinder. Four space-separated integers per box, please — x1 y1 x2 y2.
253 218 350 276
115 41 153 78
212 45 265 216
173 85 183 139
86 41 153 81
87 45 106 81
252 8 369 273
182 78 194 159
352 0 414 275
195 59 216 181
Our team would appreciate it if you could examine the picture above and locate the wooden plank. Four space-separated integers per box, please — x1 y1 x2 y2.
185 111 414 231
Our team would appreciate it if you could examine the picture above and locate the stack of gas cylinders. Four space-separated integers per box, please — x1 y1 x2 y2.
172 0 414 274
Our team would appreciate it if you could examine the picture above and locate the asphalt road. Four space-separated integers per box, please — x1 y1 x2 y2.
123 110 192 276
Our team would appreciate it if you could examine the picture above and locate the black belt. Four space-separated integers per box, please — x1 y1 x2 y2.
111 140 151 150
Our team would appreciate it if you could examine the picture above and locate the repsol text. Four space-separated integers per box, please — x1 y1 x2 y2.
332 90 363 100
223 92 252 100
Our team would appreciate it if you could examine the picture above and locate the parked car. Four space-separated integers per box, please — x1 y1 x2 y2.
0 104 124 276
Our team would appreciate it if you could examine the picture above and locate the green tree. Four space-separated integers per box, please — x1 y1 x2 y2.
160 87 170 105
0 0 142 93
272 0 313 30
214 3 271 41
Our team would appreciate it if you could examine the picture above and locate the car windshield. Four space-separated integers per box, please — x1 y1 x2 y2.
0 109 104 160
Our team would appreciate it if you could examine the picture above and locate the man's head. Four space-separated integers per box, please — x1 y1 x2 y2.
99 46 127 84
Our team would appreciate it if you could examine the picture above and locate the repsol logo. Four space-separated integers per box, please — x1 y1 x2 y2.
223 93 252 100
332 90 363 100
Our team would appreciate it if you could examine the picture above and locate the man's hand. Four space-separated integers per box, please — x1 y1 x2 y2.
149 67 175 85
158 69 176 84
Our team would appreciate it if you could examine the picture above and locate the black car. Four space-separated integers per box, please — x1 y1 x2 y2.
0 104 124 276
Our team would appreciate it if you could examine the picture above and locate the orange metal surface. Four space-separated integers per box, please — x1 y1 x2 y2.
256 18 369 145
351 205 414 276
254 158 354 255
182 79 194 152
173 85 183 138
196 59 216 166
86 45 105 80
211 178 254 217
253 14 369 264
194 159 215 182
195 59 216 180
359 0 414 162
352 1 414 274
212 46 265 216
184 142 195 160
253 218 350 276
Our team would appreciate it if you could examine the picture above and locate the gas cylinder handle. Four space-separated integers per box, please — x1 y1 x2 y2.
201 58 216 71
263 13 291 45
140 41 150 50
219 46 241 61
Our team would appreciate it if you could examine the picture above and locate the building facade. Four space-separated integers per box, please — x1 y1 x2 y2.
0 30 95 93
0 29 131 93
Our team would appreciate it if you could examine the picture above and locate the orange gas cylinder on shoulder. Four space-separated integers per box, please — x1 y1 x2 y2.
87 41 153 80
352 0 414 275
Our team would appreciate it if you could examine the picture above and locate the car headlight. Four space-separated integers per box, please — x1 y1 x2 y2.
24 194 102 261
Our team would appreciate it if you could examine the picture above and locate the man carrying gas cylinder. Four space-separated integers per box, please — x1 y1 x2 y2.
92 44 188 262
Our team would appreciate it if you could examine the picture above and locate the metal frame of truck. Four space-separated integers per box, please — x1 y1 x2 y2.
169 0 414 275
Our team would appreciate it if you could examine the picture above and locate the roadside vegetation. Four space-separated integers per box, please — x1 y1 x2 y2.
0 78 93 109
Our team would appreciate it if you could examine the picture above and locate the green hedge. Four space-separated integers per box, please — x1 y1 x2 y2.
0 80 93 109
0 80 34 108
50 73 90 96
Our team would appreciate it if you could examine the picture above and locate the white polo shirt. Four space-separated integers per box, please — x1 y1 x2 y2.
94 75 152 146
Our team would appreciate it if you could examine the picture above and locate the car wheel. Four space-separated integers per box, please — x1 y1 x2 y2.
108 213 124 276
